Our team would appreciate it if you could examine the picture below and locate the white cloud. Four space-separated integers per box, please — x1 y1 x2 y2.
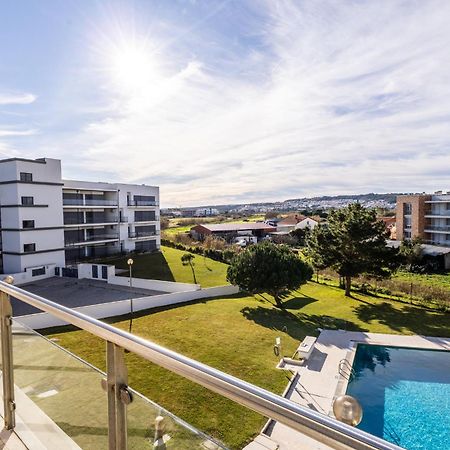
0 129 37 137
0 92 37 105
61 0 450 206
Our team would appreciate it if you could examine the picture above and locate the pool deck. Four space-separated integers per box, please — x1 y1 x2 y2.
245 330 450 450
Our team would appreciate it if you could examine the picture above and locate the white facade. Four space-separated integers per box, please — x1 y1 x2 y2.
294 217 319 230
424 193 450 247
0 157 160 275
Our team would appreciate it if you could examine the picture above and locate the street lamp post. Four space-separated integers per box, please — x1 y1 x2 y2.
127 258 134 333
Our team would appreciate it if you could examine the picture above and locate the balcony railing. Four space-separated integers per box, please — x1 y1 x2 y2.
63 199 118 207
134 216 158 222
127 200 158 207
128 231 158 239
64 216 119 225
424 239 450 246
425 210 450 217
424 225 450 232
65 234 119 246
0 279 401 450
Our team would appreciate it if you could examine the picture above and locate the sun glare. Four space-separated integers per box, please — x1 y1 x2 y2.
110 41 160 93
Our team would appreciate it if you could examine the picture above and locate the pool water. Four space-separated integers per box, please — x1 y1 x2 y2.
346 344 450 450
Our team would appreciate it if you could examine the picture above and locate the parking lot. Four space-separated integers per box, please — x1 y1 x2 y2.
12 277 166 316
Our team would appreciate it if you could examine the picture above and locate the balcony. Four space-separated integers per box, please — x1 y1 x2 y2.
424 225 450 233
127 200 158 207
128 231 158 239
424 239 450 247
65 234 119 246
0 279 400 450
425 210 450 218
133 216 158 223
64 216 119 225
63 199 118 207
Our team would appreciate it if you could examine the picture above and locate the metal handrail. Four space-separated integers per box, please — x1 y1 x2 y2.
0 280 402 450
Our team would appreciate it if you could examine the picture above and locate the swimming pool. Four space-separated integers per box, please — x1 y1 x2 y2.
346 344 450 450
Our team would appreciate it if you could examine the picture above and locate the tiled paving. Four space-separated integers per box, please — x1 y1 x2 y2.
245 330 450 450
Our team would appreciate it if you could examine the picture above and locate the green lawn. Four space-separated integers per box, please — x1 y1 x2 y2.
51 282 450 449
102 246 228 287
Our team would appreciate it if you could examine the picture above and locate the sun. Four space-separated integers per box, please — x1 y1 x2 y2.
110 41 160 93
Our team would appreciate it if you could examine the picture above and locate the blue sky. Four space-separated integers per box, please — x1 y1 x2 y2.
1 0 450 207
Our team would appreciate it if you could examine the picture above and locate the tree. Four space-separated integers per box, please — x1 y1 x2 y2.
399 237 424 302
399 237 423 272
160 217 170 230
226 241 313 308
181 253 197 284
290 227 310 247
307 203 399 297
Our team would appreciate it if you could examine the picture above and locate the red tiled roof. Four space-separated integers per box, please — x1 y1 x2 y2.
192 222 276 232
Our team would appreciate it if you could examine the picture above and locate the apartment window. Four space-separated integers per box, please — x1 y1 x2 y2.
22 220 35 229
23 243 36 253
403 203 412 215
32 267 45 277
404 216 412 228
21 196 34 206
403 231 411 239
20 172 33 182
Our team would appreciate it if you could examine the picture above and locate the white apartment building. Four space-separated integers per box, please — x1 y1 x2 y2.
0 157 160 275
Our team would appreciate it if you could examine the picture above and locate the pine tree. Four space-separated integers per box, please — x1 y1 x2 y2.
307 203 399 296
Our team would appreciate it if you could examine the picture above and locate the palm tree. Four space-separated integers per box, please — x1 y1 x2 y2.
181 253 197 284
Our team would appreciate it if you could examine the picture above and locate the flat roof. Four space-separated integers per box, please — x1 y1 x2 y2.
0 157 46 164
194 222 276 232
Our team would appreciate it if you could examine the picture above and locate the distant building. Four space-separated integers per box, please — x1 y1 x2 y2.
396 192 450 245
396 192 450 269
378 216 396 239
190 222 276 241
194 207 220 217
276 214 306 232
294 217 319 230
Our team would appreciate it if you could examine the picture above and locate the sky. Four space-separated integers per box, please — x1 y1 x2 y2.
1 0 450 207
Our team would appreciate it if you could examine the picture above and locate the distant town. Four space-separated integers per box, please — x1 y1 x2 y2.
162 192 398 217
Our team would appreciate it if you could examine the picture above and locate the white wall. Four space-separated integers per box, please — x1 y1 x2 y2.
0 158 65 273
107 273 199 292
2 264 56 285
295 218 319 230
15 284 240 329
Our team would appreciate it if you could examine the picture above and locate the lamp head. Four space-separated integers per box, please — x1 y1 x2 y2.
127 258 134 266
332 395 363 426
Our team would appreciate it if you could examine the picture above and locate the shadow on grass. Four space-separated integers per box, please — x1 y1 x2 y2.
281 295 317 310
354 302 450 336
240 306 366 341
101 251 175 282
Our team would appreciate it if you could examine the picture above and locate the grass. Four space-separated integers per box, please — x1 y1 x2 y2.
101 245 229 287
51 282 450 449
394 270 450 289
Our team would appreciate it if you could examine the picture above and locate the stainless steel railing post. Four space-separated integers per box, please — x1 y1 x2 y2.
0 276 15 429
106 342 132 450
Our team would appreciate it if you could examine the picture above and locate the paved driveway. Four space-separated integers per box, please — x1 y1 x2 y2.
12 277 166 316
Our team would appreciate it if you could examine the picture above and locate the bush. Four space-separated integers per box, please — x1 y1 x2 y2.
161 239 240 264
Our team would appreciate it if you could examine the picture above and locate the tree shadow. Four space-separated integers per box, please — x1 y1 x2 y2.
240 306 366 341
281 295 317 310
102 251 175 282
354 302 450 336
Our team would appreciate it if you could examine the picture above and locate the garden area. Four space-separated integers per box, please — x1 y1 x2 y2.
101 245 229 287
51 245 450 449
